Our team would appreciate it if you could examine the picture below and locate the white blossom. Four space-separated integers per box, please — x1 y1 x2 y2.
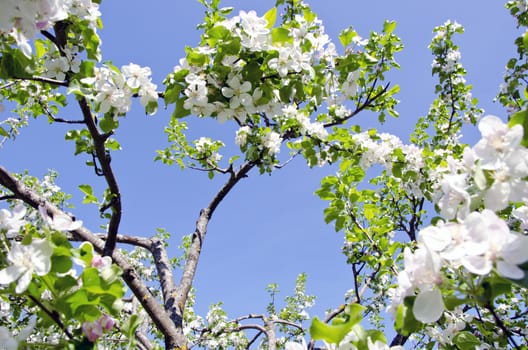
261 130 282 154
221 75 253 109
235 126 251 147
0 204 27 238
461 209 528 279
39 205 83 231
0 239 53 293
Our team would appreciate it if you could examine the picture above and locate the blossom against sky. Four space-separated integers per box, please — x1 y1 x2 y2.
1 0 520 323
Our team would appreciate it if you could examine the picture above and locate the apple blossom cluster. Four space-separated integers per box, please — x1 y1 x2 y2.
165 4 359 162
0 0 100 56
43 46 81 81
424 306 472 347
508 0 528 13
389 115 528 325
350 131 426 197
195 137 224 165
199 303 248 349
0 318 35 350
430 21 463 74
80 63 158 118
0 201 83 295
82 314 116 342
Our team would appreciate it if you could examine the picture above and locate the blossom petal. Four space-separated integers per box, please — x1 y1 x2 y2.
15 270 33 294
419 225 451 252
502 235 528 265
31 239 53 276
461 255 492 275
413 288 444 323
0 265 24 285
497 261 525 280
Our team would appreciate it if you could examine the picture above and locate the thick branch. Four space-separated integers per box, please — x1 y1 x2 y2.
171 161 256 346
151 237 177 322
0 165 180 348
77 97 122 257
44 21 122 258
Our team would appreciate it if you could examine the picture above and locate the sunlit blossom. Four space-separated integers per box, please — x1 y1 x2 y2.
0 239 53 293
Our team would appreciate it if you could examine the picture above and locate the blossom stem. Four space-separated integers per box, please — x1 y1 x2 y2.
485 303 521 350
27 294 73 340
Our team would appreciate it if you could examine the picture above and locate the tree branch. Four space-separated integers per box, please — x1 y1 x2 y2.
171 161 256 346
27 294 73 340
0 165 180 349
323 82 391 128
77 96 122 257
13 75 69 87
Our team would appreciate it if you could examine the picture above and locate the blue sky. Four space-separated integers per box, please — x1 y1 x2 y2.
1 0 521 336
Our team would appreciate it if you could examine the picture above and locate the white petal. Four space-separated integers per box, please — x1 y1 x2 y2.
419 225 451 252
15 270 33 294
12 204 26 219
31 240 53 276
413 288 444 323
484 182 510 212
502 235 528 265
478 115 506 139
461 255 492 275
0 265 24 285
497 261 525 279
285 342 307 350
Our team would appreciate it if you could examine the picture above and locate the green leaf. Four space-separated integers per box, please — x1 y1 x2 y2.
310 316 355 345
73 242 94 268
164 84 183 105
105 138 121 151
310 304 364 345
509 109 528 147
82 267 101 288
208 25 230 40
394 297 422 335
54 275 78 291
364 203 378 220
145 100 158 115
121 314 141 339
443 295 466 310
99 114 118 133
51 255 73 274
263 7 277 28
0 126 9 137
523 31 528 52
79 184 98 204
82 27 101 61
315 189 335 200
34 40 47 59
453 331 480 350
243 61 262 83
339 28 356 47
173 97 191 118
0 49 33 79
271 28 293 45
383 20 397 34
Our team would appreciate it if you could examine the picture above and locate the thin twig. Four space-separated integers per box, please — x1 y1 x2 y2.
27 294 73 340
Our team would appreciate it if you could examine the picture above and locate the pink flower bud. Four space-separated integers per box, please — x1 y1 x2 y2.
91 255 111 269
82 320 103 342
99 314 116 332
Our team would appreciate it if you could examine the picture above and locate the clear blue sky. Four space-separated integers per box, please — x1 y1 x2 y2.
1 0 520 334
